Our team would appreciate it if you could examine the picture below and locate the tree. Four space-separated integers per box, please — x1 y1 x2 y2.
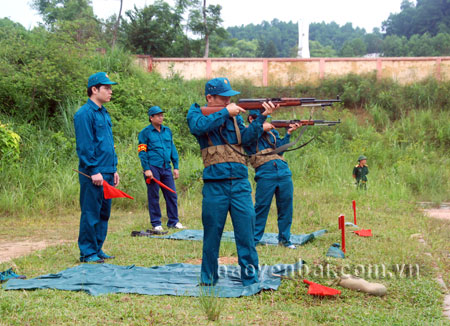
31 0 101 43
407 33 434 56
31 0 95 26
382 0 450 37
188 0 225 58
111 0 123 49
221 39 258 57
122 1 184 56
340 38 367 57
257 39 278 57
364 29 384 54
309 40 337 57
382 35 408 56
432 32 450 55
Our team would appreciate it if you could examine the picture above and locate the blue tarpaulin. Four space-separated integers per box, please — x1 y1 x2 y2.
150 229 327 245
3 262 303 297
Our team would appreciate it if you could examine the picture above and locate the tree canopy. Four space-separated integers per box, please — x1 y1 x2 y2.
4 0 450 58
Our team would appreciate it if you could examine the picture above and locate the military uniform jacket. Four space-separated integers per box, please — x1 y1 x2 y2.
243 129 292 180
138 124 179 171
74 99 118 175
187 103 266 180
353 164 369 182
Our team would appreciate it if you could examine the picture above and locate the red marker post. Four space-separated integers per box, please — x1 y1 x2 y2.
352 200 357 225
339 215 346 253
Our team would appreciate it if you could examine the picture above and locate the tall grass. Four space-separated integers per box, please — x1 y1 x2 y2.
1 72 449 218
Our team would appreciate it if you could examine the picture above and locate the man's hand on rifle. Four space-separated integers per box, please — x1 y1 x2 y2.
261 101 280 116
226 103 246 117
287 122 301 135
263 122 275 132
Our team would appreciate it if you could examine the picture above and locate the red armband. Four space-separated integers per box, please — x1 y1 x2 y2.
138 144 147 152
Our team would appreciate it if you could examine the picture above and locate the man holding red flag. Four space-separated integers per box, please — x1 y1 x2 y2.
74 72 119 263
138 106 185 232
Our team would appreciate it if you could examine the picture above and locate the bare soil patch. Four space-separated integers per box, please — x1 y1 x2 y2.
0 240 73 263
424 208 450 220
0 211 137 264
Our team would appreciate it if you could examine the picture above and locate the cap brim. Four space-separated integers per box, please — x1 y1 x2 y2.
218 90 240 96
103 81 118 85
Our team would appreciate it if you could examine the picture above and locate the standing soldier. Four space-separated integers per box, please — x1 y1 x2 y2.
138 106 184 232
74 72 119 263
353 155 369 189
244 110 301 249
187 77 278 286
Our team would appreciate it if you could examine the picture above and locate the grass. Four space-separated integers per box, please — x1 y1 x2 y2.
0 85 449 324
0 181 449 325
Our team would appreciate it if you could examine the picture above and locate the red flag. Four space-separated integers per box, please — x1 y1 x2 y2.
353 229 372 237
303 279 341 296
145 178 176 194
102 180 134 200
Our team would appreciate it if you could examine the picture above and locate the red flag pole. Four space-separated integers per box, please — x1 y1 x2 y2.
339 215 346 253
352 200 357 225
72 168 91 179
146 177 176 194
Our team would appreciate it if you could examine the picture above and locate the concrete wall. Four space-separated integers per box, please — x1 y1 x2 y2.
135 55 450 86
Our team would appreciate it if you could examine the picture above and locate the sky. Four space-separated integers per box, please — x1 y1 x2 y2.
2 0 407 32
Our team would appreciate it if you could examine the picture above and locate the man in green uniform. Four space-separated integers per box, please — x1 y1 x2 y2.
353 155 369 189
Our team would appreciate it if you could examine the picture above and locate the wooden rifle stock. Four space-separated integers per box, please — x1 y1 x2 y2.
271 119 341 128
200 96 340 116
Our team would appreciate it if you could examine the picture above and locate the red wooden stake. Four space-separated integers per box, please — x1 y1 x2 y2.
339 215 346 253
352 200 357 225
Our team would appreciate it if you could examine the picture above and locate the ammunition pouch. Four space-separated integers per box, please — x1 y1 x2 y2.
249 148 285 169
201 144 247 168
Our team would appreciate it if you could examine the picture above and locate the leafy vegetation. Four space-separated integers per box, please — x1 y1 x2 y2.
0 6 449 324
7 0 448 58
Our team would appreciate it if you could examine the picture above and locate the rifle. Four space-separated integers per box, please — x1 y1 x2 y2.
271 119 341 128
201 96 341 116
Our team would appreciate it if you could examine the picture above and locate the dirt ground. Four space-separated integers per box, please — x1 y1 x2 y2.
1 207 449 264
423 208 450 220
0 240 73 263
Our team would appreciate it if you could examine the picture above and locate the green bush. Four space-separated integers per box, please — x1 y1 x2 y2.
0 25 93 119
0 121 20 163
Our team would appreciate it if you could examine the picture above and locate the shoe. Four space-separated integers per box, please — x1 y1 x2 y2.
0 268 26 282
169 222 185 229
146 229 168 235
153 225 164 232
278 242 296 249
98 250 115 260
80 254 104 263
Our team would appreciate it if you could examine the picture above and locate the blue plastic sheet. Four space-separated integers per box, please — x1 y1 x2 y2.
3 262 303 297
150 229 327 246
326 243 345 259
